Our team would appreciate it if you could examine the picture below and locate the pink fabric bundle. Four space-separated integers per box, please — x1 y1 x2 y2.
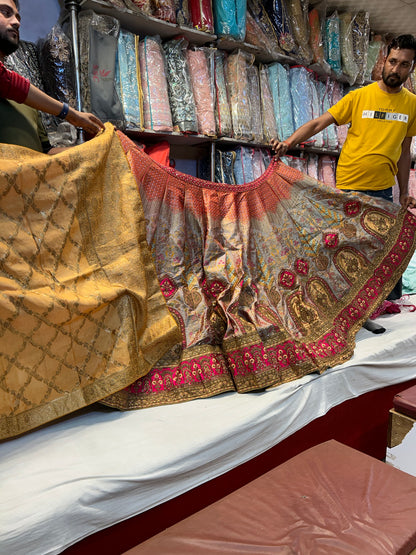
139 36 173 132
319 155 337 187
187 48 216 136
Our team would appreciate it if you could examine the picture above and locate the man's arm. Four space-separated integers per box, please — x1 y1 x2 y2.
270 112 337 158
397 137 416 209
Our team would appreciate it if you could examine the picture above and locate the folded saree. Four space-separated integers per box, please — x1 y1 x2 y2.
104 133 416 410
0 125 180 439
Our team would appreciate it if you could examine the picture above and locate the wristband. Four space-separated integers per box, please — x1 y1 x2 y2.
57 102 69 119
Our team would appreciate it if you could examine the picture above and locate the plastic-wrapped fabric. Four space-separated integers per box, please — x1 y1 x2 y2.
339 12 359 85
319 155 337 187
139 35 173 131
116 30 143 129
153 0 176 22
319 78 338 149
309 72 324 147
252 148 266 179
247 65 264 143
245 11 280 55
124 0 153 15
352 11 370 85
189 0 215 33
411 137 416 162
268 62 294 142
308 6 330 72
174 0 191 25
306 153 319 180
325 11 342 76
366 35 383 82
285 155 307 173
213 0 247 40
286 0 312 64
333 80 347 148
186 47 216 136
215 150 236 183
262 148 272 169
247 0 283 56
259 65 278 142
371 36 386 81
263 0 296 55
78 11 125 127
5 40 77 147
289 66 313 132
213 50 233 137
38 25 77 109
163 37 198 133
225 50 253 141
234 146 255 184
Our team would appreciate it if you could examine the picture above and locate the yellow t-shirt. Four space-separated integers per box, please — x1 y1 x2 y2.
328 82 416 190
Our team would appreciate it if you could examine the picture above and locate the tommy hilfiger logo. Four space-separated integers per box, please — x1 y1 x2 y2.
362 110 408 122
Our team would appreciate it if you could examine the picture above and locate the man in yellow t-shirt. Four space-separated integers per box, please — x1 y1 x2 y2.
271 34 416 211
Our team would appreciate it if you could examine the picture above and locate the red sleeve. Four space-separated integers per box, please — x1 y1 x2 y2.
0 60 30 103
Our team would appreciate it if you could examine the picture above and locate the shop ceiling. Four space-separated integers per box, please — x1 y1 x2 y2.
310 0 416 36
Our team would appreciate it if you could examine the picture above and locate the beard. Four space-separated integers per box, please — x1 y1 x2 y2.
0 30 19 56
382 67 406 88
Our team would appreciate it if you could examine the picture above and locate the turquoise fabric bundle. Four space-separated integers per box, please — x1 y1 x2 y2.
268 62 294 142
213 0 247 39
116 29 142 129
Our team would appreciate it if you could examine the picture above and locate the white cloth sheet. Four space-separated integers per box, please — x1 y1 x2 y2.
1 299 416 555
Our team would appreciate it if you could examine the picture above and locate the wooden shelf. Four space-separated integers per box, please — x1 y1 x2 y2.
126 129 213 146
79 0 216 44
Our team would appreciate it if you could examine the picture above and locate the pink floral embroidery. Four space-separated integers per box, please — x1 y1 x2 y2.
279 269 296 288
295 258 309 275
324 232 339 248
344 200 361 217
160 276 177 298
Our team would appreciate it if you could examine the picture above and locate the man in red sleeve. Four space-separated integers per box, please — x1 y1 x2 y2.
0 0 103 152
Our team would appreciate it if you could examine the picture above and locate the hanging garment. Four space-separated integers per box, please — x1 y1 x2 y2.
225 50 254 141
78 11 125 127
164 37 198 133
116 29 143 129
38 25 77 109
186 47 216 136
139 35 173 132
213 50 233 137
0 125 180 440
103 132 416 411
5 40 76 147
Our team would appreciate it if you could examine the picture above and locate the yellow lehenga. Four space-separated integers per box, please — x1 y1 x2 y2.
0 124 180 440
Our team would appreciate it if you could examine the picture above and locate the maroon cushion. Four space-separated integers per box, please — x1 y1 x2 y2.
393 384 416 419
123 440 416 555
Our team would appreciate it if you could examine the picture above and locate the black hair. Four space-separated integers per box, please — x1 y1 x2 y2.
387 34 416 62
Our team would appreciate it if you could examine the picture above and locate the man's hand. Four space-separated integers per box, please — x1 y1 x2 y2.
66 109 105 136
270 138 291 159
399 193 416 209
